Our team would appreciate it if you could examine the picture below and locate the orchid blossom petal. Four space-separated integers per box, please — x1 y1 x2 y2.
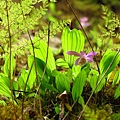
80 17 88 22
86 57 94 62
75 58 81 65
66 51 80 56
80 51 86 56
87 52 97 58
67 50 97 66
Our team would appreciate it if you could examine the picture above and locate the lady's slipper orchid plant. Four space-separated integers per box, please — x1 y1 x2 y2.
66 51 97 65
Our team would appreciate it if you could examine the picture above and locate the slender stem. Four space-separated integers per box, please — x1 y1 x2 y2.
21 61 34 119
19 4 38 119
77 50 120 120
34 21 51 119
5 0 17 119
66 0 100 74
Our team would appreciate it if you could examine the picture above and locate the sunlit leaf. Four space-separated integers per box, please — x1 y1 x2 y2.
31 39 56 72
0 80 11 98
112 69 120 85
62 26 85 67
72 70 87 101
100 50 120 76
18 69 27 90
56 58 69 68
90 74 106 93
4 54 16 78
28 56 36 89
56 72 70 92
114 85 120 99
90 74 98 92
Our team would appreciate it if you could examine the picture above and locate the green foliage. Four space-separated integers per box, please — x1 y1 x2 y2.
1 0 120 119
4 54 16 78
101 5 120 39
55 72 70 92
0 0 48 54
72 69 87 101
111 112 120 120
91 5 120 50
0 0 68 56
0 81 11 98
112 69 120 85
32 38 56 72
55 58 69 68
114 84 120 99
62 26 85 68
100 50 120 76
90 74 106 93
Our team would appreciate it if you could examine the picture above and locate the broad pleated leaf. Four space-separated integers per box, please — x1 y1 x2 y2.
62 26 85 67
56 58 69 68
0 78 11 98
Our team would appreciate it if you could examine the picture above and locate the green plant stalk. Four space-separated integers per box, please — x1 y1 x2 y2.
34 21 51 119
77 49 120 120
27 30 43 118
5 0 17 119
21 61 34 119
66 0 100 74
19 3 39 119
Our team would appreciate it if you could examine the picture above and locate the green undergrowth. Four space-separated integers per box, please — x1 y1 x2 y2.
1 0 120 120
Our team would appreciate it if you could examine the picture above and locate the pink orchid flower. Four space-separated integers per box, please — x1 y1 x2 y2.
66 51 97 65
79 17 90 29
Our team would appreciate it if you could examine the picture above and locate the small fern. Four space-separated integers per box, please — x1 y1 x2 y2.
0 0 69 56
91 5 120 50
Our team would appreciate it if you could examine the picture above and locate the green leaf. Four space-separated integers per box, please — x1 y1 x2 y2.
0 80 11 98
0 75 10 88
56 72 70 92
31 39 56 72
72 65 81 79
55 105 60 114
41 81 58 92
78 96 85 107
62 26 85 67
90 74 98 92
67 68 72 83
100 50 120 76
27 56 51 89
4 54 16 78
114 85 120 99
112 69 120 85
56 58 69 68
72 70 87 101
28 56 36 89
90 74 106 93
0 100 6 106
12 81 19 97
18 69 28 91
81 63 91 77
35 57 50 81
